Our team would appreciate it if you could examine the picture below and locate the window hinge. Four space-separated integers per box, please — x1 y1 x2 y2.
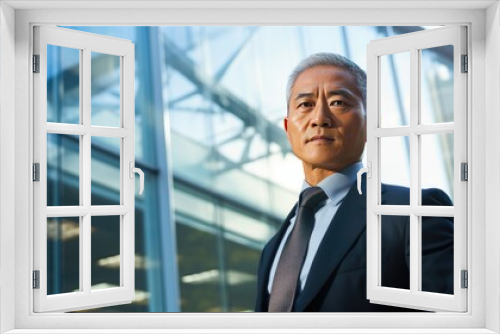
461 54 468 73
33 54 40 73
461 162 468 181
33 270 40 289
33 163 40 182
461 270 468 289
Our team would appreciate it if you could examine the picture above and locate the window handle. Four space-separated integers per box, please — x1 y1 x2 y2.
357 162 371 195
129 161 144 195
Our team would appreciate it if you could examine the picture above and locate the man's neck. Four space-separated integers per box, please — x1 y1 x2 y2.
304 169 335 186
303 162 362 186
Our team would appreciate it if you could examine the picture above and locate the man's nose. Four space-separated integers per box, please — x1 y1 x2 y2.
311 101 333 127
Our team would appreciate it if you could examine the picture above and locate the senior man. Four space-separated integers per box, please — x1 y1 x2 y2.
255 53 454 312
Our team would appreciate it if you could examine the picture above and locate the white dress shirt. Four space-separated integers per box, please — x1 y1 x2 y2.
268 162 363 293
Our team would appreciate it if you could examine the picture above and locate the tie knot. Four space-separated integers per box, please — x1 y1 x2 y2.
299 186 327 209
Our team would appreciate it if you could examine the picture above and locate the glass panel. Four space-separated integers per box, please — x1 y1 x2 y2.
91 137 121 206
224 238 259 312
421 133 454 204
380 136 410 205
421 215 454 294
174 187 216 225
222 207 274 243
420 45 454 124
176 223 222 312
91 52 121 128
47 134 80 206
91 215 121 290
380 52 410 127
79 208 148 312
47 45 80 124
47 217 80 295
380 215 410 290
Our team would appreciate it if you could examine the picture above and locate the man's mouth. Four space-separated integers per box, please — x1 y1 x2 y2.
307 135 334 143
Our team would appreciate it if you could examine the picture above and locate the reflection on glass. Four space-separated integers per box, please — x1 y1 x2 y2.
224 238 259 312
91 137 121 206
421 216 454 295
421 45 454 124
380 52 410 127
91 215 121 290
380 136 410 205
47 45 80 124
47 134 80 206
91 52 121 127
421 133 454 203
174 187 216 226
222 207 274 243
169 130 296 219
82 206 147 312
176 223 222 312
91 135 122 152
47 217 80 295
381 215 409 290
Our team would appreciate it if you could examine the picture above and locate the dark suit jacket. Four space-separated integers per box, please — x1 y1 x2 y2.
255 177 454 312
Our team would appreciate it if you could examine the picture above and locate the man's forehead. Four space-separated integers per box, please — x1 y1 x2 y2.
293 65 357 90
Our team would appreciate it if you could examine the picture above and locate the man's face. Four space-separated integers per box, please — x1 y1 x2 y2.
285 65 366 173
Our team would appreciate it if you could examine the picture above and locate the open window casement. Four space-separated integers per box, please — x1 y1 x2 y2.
33 26 141 312
365 26 467 312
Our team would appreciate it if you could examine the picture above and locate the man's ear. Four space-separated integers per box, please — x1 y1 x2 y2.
284 117 288 132
362 106 367 143
363 112 367 143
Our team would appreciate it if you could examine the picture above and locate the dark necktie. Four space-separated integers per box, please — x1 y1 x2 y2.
268 186 327 312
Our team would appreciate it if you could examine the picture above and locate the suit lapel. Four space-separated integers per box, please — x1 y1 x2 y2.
294 176 371 311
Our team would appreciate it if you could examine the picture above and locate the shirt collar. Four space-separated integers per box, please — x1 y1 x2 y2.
301 162 364 206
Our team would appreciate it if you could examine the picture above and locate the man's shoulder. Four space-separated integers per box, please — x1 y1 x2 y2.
421 187 453 206
382 183 453 206
381 183 410 205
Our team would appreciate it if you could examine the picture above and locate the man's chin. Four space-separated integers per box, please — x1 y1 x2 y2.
304 160 344 171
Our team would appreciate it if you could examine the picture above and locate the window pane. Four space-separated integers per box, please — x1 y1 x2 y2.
174 187 216 226
47 217 80 295
380 52 410 127
91 215 121 290
380 136 410 205
421 133 454 204
91 52 121 128
91 137 121 206
421 215 454 295
47 45 80 124
222 207 274 243
75 208 149 312
47 134 80 206
224 238 259 312
176 223 222 312
420 45 454 124
381 215 410 290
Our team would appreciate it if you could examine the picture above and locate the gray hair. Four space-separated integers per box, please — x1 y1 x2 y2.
286 52 366 111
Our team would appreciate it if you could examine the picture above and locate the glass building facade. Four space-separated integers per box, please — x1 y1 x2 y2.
45 26 454 312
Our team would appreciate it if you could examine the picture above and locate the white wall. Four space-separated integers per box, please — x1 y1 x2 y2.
485 2 500 332
0 2 16 333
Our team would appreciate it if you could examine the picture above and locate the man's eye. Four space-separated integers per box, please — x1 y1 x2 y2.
331 100 346 106
298 101 313 108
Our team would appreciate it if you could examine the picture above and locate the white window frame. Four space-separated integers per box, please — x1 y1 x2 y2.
366 26 467 312
1 1 498 333
33 25 137 313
